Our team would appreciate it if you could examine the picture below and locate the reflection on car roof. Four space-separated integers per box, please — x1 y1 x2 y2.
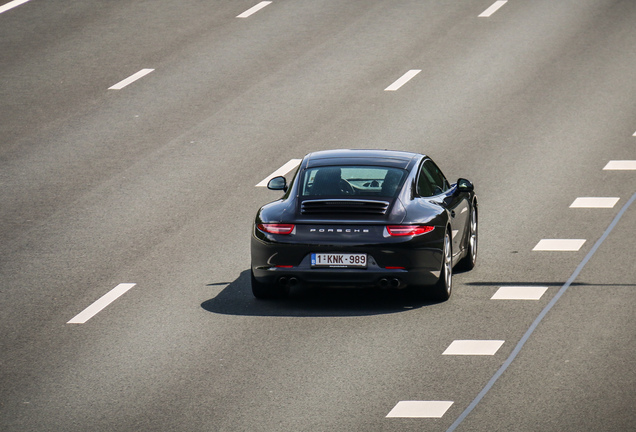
305 149 421 169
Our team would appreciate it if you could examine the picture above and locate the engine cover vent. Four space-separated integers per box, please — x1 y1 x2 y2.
301 199 390 215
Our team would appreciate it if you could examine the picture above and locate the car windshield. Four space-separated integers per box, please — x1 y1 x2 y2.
301 166 407 197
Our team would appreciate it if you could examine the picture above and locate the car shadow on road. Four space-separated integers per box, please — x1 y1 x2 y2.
201 270 437 317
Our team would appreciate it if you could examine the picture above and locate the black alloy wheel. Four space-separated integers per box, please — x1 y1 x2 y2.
431 230 452 301
458 203 478 271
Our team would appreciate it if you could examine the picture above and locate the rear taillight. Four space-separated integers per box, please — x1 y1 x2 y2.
257 223 295 235
386 225 434 236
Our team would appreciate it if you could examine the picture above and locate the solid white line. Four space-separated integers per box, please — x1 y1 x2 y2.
67 283 136 324
109 69 155 90
603 160 636 170
532 239 586 251
237 1 272 18
0 0 30 14
256 159 302 187
384 70 421 91
479 0 507 17
570 197 620 208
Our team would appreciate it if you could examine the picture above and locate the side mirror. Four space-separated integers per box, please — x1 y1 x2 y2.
267 176 287 191
456 178 474 193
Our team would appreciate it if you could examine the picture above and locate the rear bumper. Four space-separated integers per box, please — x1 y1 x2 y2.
251 236 444 289
252 266 441 289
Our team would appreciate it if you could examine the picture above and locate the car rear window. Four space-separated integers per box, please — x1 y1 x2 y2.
301 166 407 197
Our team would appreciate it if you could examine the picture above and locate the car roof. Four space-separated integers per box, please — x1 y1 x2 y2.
304 149 422 169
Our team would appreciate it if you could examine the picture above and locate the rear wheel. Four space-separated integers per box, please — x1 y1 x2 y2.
431 231 452 301
251 270 284 299
458 203 478 271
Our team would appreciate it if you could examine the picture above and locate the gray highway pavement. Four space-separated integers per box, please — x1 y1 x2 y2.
1 0 635 431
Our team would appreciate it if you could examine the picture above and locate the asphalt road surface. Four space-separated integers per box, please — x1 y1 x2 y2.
1 1 635 431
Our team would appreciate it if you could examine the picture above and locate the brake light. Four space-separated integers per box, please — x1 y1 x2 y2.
386 225 434 236
257 223 295 235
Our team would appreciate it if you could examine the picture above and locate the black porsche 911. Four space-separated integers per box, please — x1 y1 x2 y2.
251 149 477 301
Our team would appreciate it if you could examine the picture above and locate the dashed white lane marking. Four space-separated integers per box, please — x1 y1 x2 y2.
570 197 620 208
632 131 636 137
603 160 636 170
67 283 136 324
443 340 505 356
384 69 421 91
109 69 154 90
256 159 302 187
533 239 586 251
448 192 636 432
386 401 454 418
237 1 272 18
478 0 507 17
491 286 548 300
0 0 31 14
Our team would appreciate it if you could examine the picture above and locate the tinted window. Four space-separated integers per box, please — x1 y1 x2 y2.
301 166 407 197
417 160 449 197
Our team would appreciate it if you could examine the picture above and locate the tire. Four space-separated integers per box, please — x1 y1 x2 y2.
431 230 452 301
251 270 284 299
458 203 478 271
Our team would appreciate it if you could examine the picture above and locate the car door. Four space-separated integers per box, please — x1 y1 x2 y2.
417 160 469 258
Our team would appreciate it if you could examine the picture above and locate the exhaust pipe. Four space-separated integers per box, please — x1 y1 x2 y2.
288 277 298 287
278 277 288 287
379 278 389 289
390 278 401 289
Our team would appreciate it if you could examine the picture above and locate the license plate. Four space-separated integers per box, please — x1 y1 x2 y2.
311 253 367 268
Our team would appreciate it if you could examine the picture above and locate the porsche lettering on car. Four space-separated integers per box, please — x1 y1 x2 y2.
251 149 478 301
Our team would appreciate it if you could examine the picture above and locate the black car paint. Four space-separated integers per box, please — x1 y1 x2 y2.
251 149 476 295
